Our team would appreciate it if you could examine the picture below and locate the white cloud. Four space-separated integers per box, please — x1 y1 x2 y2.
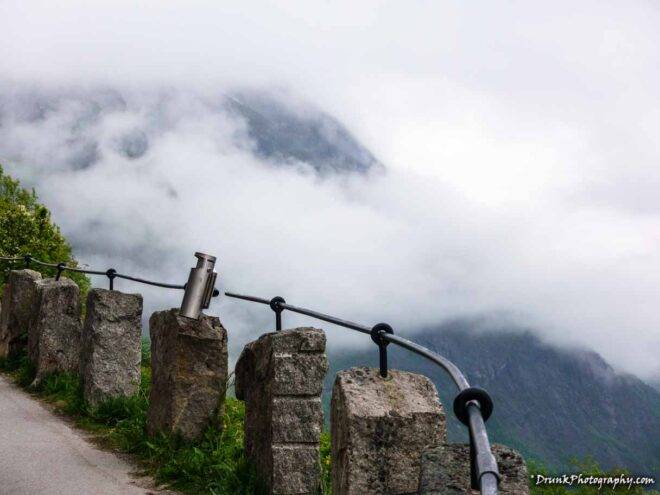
0 1 659 379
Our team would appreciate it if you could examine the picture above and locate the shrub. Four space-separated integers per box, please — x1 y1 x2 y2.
0 165 89 294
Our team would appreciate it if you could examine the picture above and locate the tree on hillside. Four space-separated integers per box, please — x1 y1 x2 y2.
0 165 90 293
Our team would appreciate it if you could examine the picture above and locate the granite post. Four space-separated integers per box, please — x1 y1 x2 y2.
147 309 228 441
0 269 42 358
331 367 445 495
79 288 142 406
235 327 328 494
28 277 82 383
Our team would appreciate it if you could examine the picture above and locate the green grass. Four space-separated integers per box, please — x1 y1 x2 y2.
320 431 332 493
0 343 267 495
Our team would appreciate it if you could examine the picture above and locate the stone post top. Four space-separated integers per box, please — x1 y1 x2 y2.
253 327 326 353
36 277 78 289
9 269 42 280
87 287 143 302
235 327 328 401
89 287 142 299
334 367 444 418
150 308 226 338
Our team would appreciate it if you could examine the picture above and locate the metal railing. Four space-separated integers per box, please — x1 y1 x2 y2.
1 252 500 491
0 253 219 320
225 291 501 494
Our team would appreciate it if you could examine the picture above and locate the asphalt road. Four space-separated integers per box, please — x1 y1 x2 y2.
0 374 169 495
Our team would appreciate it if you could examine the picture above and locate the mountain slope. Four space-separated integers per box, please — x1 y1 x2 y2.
324 322 660 474
0 87 381 174
226 91 382 173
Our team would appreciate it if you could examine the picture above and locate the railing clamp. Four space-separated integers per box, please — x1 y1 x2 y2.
370 323 394 378
55 262 66 281
179 252 218 320
182 282 219 297
24 254 32 268
106 268 117 290
453 387 493 425
180 284 217 297
270 296 286 331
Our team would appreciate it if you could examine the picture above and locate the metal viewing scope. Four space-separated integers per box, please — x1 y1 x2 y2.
179 252 218 319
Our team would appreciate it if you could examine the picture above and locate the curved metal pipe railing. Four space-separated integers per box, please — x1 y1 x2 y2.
0 254 500 491
224 291 501 494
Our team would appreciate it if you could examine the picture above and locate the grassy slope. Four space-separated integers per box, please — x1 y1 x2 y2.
0 342 654 494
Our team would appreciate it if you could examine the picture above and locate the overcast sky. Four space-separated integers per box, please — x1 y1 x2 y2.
1 1 659 380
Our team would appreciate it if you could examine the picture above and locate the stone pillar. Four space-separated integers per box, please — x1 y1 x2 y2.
0 269 42 358
80 288 143 406
28 277 82 383
235 327 328 495
331 367 445 495
418 443 529 495
147 309 228 441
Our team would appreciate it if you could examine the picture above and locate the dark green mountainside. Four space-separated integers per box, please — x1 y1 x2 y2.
323 321 660 475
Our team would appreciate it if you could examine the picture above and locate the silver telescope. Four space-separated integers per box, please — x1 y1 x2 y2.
179 252 218 319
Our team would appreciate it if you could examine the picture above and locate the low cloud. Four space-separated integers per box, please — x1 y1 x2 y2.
1 2 659 379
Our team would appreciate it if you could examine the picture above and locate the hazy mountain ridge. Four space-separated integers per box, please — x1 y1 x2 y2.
226 91 382 174
0 87 381 174
324 323 660 474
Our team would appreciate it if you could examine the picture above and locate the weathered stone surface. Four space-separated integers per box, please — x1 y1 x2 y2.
28 277 82 383
271 445 321 494
80 288 142 407
0 269 42 358
418 443 529 495
147 309 228 441
235 327 328 495
235 327 328 400
270 353 327 396
271 397 323 443
331 367 445 495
